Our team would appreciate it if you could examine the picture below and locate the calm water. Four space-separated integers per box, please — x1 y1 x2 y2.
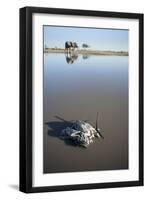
43 53 128 173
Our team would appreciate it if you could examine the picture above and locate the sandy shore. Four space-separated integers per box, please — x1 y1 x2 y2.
44 48 129 56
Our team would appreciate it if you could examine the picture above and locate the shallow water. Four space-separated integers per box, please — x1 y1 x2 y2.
43 53 128 173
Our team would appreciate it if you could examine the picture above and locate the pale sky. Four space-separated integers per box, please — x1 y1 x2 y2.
44 25 128 51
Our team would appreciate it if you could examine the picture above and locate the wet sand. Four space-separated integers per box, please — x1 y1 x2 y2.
43 54 128 173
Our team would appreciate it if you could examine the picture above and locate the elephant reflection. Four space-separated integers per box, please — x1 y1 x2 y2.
65 52 78 64
82 55 89 59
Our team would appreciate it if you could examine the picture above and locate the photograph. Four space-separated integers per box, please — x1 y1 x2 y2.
20 6 143 193
43 26 129 174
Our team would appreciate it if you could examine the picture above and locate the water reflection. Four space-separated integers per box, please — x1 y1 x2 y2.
44 53 128 173
65 52 78 64
65 52 90 64
83 54 90 59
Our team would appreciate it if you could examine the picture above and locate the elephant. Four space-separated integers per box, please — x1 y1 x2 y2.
65 41 78 52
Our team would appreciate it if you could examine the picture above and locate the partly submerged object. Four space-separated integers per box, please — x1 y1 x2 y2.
60 113 103 148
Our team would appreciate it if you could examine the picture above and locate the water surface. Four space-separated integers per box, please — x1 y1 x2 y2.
43 53 128 173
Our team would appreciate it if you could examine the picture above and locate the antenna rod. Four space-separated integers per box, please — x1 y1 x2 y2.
96 112 98 130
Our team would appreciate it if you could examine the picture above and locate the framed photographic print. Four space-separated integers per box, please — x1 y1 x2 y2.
19 6 144 193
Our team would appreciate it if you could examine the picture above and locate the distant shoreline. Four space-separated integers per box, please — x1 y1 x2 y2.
44 48 129 56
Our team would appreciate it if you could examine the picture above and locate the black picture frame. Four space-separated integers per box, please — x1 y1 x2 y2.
19 6 144 193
